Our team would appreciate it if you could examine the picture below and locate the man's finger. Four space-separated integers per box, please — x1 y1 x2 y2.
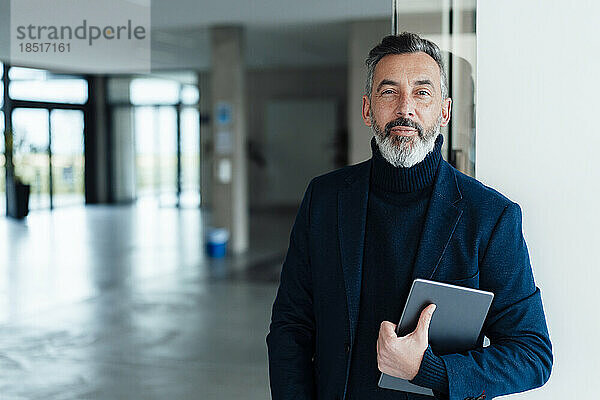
380 321 398 338
414 304 437 340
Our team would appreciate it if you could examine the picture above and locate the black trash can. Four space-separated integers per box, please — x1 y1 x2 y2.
7 181 30 219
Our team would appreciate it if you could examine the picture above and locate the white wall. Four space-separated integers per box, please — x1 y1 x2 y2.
476 1 600 398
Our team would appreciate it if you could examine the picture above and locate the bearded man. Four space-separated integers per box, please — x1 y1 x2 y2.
267 33 552 400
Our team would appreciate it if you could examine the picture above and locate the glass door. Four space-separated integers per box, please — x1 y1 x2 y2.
133 106 155 200
50 110 85 207
11 108 50 210
393 0 477 177
133 105 178 207
180 106 200 207
156 106 177 207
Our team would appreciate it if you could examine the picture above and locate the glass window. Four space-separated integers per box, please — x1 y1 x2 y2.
0 112 4 153
134 106 156 198
12 108 51 210
50 110 85 207
157 107 177 206
180 85 199 105
180 107 200 207
0 61 3 108
130 78 179 105
0 112 5 214
124 75 202 208
133 106 177 206
393 0 476 177
9 67 88 104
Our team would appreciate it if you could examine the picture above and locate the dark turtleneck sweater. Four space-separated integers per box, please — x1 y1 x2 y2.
346 134 449 399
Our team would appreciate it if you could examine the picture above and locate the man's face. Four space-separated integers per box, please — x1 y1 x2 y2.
362 52 452 167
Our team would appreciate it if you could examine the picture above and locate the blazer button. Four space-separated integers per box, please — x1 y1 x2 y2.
344 343 351 354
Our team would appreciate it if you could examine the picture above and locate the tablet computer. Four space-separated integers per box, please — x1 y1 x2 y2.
378 278 494 396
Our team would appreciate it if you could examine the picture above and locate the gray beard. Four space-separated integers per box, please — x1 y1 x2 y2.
371 114 442 168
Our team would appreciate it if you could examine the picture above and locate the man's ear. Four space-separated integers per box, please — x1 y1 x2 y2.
362 95 372 127
439 97 452 127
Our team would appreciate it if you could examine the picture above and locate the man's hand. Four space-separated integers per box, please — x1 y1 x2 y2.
376 304 437 380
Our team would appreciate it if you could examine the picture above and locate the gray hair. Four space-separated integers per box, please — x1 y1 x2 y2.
365 32 448 101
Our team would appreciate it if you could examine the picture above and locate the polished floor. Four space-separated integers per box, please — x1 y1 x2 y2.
0 203 295 399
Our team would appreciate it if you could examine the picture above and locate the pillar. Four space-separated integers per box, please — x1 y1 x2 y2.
209 26 249 254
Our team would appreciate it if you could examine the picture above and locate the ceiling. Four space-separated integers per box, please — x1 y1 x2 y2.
149 0 475 71
0 0 476 73
150 21 353 71
149 0 449 29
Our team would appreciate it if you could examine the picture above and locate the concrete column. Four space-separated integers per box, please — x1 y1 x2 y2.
108 78 136 203
197 72 212 210
85 76 110 204
209 26 248 254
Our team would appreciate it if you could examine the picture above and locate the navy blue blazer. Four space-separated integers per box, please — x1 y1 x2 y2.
267 158 552 400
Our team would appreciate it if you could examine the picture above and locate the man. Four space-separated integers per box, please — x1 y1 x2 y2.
266 33 552 400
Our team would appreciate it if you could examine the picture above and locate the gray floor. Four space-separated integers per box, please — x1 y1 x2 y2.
0 204 295 399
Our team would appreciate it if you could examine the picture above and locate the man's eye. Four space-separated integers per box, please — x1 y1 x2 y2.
381 89 395 95
417 90 430 96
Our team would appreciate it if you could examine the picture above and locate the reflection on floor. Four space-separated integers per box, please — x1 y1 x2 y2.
0 204 296 399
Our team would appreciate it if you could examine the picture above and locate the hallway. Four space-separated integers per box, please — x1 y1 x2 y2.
0 205 292 399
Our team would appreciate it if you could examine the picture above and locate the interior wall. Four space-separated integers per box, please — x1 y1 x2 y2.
263 99 337 206
246 66 347 209
476 1 600 398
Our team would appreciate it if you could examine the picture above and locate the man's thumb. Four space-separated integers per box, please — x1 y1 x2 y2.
415 304 436 339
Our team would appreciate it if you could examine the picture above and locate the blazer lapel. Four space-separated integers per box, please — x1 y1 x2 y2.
337 159 462 342
338 161 371 344
411 160 464 281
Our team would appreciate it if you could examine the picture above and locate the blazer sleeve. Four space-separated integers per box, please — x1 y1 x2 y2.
440 202 553 400
266 180 317 400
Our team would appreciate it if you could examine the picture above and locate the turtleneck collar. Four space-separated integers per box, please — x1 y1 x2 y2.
370 134 443 193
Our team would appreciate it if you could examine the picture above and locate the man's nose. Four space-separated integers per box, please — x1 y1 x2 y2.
395 93 415 117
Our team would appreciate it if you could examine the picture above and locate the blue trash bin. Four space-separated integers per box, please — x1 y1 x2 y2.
206 228 229 258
